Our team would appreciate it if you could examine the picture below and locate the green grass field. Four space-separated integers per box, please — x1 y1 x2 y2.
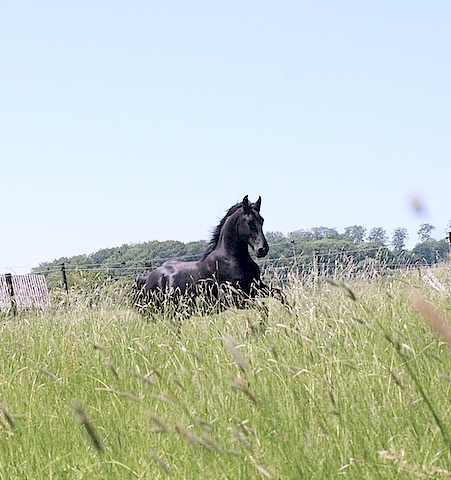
1 266 451 479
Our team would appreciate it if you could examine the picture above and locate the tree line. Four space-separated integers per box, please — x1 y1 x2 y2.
33 222 450 279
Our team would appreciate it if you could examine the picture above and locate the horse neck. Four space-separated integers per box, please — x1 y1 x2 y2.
216 212 250 259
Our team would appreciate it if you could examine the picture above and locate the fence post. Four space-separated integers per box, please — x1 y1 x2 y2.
313 251 320 281
61 263 69 294
5 273 17 316
290 238 297 264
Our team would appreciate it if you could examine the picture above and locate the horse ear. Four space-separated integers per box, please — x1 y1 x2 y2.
253 196 262 212
242 195 250 211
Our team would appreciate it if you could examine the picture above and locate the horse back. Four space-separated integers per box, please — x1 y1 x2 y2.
145 259 205 294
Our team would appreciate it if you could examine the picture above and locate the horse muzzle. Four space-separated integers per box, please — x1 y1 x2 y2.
255 245 269 258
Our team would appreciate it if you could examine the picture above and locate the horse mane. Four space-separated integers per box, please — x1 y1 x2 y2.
202 201 243 260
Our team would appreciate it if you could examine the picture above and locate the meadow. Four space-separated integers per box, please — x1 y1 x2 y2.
1 266 451 479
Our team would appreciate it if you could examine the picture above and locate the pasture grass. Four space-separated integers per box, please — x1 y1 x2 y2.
1 267 451 478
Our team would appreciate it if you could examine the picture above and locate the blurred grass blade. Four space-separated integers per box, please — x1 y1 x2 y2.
72 400 105 453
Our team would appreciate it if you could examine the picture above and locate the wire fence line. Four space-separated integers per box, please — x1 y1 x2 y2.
26 247 433 283
29 248 379 272
4 230 451 275
3 240 445 281
3 242 394 273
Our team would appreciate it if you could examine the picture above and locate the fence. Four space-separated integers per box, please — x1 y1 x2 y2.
0 274 50 313
34 249 444 290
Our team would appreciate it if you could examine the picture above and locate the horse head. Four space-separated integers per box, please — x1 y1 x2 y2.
240 195 269 258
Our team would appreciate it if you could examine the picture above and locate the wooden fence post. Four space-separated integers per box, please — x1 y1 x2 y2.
313 251 320 280
5 273 17 315
61 263 69 294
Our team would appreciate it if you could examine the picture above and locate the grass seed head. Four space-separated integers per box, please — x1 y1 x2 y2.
71 400 105 453
0 402 15 428
150 451 173 476
223 335 248 372
230 375 259 405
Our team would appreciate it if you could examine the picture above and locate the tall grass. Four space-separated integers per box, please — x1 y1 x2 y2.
1 266 451 478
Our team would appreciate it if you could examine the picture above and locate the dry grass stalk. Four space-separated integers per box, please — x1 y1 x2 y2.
150 392 174 405
423 272 448 295
230 375 258 405
38 368 60 381
72 400 105 453
144 411 171 434
0 401 15 428
180 346 204 363
379 448 451 478
229 429 251 451
105 358 119 378
150 451 173 476
238 419 256 437
249 455 272 478
199 432 223 453
388 368 404 388
195 416 218 431
223 334 248 372
129 369 156 387
86 339 107 351
95 388 142 403
174 423 215 451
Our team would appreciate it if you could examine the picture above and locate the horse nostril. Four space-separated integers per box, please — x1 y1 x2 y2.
257 246 268 257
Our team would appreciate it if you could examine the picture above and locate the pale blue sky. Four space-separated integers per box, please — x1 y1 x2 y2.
1 1 450 273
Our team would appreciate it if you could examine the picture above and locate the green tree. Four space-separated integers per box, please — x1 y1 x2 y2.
266 231 287 244
417 223 435 243
323 228 341 239
310 227 330 240
367 227 388 245
391 227 408 252
290 230 314 242
343 225 366 244
411 239 449 264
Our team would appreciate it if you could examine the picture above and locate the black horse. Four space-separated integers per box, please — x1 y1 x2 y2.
139 195 275 312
